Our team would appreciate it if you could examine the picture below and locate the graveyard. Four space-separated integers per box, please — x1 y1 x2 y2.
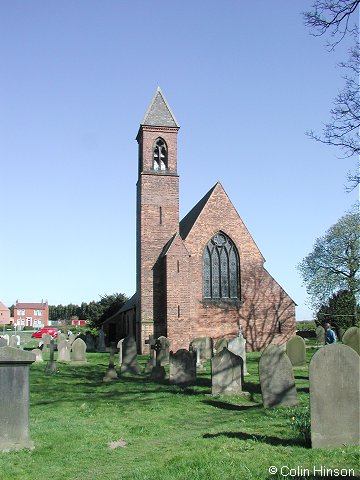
0 334 359 480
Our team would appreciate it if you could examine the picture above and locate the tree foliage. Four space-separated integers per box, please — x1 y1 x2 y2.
298 211 360 314
303 1 360 189
49 292 128 329
317 289 359 331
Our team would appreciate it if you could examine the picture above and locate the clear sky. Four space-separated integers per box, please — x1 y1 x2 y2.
1 1 358 321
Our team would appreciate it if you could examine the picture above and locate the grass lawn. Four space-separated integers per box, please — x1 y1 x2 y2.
0 342 358 480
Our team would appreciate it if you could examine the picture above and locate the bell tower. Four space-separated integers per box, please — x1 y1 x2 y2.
136 87 180 352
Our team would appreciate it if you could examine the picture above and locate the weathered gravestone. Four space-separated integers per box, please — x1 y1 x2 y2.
259 345 298 408
57 332 67 344
71 338 87 365
57 340 71 362
211 348 244 395
157 336 170 365
144 335 156 373
2 334 10 345
103 344 118 382
9 335 19 348
169 349 196 386
68 332 78 346
0 337 7 347
97 330 107 353
0 347 36 451
315 325 325 346
45 339 57 373
31 348 44 362
117 338 125 367
309 344 360 448
150 338 166 381
228 335 249 375
341 326 360 355
41 333 52 351
214 337 228 354
190 337 213 360
286 336 306 367
120 336 141 375
85 332 96 352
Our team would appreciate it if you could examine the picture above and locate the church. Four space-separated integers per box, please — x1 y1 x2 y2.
104 87 296 353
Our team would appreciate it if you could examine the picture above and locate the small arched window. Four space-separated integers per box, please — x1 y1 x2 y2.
203 232 240 300
153 138 168 171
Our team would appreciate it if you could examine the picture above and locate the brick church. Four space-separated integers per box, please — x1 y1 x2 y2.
104 87 296 353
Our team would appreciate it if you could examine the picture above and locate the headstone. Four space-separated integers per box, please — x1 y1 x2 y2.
2 334 10 345
144 335 156 373
85 332 96 352
341 326 360 355
97 330 107 352
117 338 125 367
103 344 118 382
310 344 360 448
286 336 306 367
9 335 19 348
120 336 141 375
68 332 78 346
211 348 243 395
41 333 52 351
214 337 228 354
228 335 249 375
71 338 87 364
45 339 57 373
57 340 71 362
259 345 298 408
169 349 196 386
157 336 170 365
315 325 325 345
190 337 213 360
57 332 67 344
0 347 36 451
0 337 7 347
194 345 204 370
32 348 44 362
150 338 166 380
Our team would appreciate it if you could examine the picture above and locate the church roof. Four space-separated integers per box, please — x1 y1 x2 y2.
141 87 180 128
179 183 218 240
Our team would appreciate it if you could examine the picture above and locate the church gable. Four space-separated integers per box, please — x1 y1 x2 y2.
181 182 264 264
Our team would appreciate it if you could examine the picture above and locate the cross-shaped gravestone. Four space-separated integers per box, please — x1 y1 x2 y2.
45 339 57 374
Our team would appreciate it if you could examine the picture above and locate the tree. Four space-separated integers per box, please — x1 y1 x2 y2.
298 211 360 318
317 289 359 331
303 1 360 189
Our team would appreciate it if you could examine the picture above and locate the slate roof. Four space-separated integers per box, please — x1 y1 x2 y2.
16 302 47 309
179 183 218 240
141 87 180 128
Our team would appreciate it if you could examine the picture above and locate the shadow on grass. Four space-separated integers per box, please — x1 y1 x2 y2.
203 430 305 448
202 399 261 411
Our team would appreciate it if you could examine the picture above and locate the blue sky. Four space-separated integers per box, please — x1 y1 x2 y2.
1 1 358 320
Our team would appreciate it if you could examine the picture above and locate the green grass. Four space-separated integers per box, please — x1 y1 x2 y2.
0 346 358 480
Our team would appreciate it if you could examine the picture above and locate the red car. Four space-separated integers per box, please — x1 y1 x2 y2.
31 327 59 339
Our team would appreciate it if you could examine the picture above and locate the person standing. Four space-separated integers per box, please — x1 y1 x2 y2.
324 322 337 344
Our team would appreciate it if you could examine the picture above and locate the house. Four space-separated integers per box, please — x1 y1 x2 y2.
0 302 11 325
14 300 49 328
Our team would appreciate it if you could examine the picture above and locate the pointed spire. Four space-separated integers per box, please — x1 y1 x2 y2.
141 87 179 128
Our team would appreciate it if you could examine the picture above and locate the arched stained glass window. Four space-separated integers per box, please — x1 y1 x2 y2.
203 232 240 300
153 138 168 171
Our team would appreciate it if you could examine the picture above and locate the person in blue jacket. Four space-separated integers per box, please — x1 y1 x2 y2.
324 322 337 344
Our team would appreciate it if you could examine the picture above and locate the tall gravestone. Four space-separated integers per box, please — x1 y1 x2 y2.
228 335 248 375
85 332 96 352
341 326 360 355
259 345 298 408
286 336 306 367
156 336 170 365
190 337 213 360
169 349 196 386
71 338 87 364
97 330 107 353
2 334 10 345
211 348 243 395
0 347 36 451
309 344 360 448
57 340 71 362
117 338 125 367
9 335 19 348
315 325 325 346
41 333 51 351
103 344 118 382
120 336 141 375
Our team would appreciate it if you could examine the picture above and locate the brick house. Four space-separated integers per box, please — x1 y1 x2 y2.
104 88 296 352
14 300 49 328
0 302 11 325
